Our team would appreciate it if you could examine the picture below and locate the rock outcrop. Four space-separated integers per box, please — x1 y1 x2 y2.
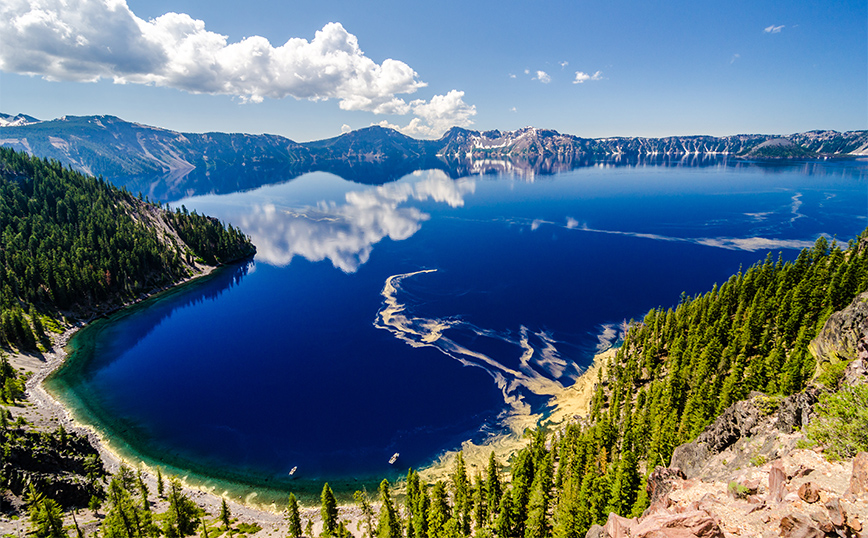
670 391 816 481
809 291 868 381
591 451 868 537
591 290 868 537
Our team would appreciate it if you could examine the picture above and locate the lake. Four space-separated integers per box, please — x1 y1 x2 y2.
46 158 868 504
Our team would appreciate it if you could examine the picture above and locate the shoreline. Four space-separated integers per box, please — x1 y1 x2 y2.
4 263 321 536
415 348 611 486
5 269 612 534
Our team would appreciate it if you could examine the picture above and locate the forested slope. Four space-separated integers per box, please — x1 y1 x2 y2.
0 147 255 350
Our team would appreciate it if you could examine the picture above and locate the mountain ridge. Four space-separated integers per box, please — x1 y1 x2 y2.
2 113 866 174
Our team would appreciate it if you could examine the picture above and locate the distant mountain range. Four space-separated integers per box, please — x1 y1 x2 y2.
1 113 866 200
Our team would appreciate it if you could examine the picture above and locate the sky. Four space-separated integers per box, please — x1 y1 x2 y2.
0 0 866 142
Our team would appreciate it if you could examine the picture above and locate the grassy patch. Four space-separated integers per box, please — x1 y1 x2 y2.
235 522 262 535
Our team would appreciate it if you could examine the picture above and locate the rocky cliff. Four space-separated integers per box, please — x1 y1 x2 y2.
588 289 868 537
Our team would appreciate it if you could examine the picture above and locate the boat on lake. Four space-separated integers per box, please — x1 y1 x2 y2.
389 453 399 465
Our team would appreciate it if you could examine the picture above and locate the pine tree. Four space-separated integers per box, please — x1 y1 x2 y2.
320 483 338 538
164 478 199 537
376 479 401 538
286 494 301 538
406 470 429 538
28 497 65 538
493 493 513 538
353 488 375 538
485 452 502 525
305 519 314 538
524 451 554 538
427 481 451 538
552 473 581 538
510 449 534 538
136 469 149 511
451 452 471 536
156 468 164 498
472 473 487 532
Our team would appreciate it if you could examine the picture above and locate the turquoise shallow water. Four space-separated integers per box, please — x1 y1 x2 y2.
47 160 868 504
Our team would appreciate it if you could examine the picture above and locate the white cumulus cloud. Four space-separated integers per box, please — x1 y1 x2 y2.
573 70 603 84
764 24 785 33
375 90 476 138
0 0 474 136
535 70 551 83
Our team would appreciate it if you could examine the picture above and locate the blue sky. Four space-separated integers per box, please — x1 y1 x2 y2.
1 0 865 141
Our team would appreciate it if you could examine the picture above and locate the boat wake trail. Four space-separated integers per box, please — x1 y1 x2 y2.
374 270 579 435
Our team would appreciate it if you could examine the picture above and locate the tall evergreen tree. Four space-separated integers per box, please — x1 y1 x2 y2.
427 481 451 538
164 478 199 537
376 479 401 538
286 494 301 538
405 470 428 538
320 483 338 538
450 452 471 536
484 452 502 526
524 450 554 538
493 492 514 538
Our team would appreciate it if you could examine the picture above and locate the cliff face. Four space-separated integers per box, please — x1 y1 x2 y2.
810 291 868 383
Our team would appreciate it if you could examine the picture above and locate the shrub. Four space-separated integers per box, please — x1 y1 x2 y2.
815 359 852 390
754 395 782 415
750 454 767 467
727 481 750 499
806 384 868 459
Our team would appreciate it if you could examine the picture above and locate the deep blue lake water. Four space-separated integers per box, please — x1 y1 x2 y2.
47 159 868 504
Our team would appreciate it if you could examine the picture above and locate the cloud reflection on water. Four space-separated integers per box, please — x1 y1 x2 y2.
239 171 475 272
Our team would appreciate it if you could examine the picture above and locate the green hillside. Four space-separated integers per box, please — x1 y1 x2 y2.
0 147 255 350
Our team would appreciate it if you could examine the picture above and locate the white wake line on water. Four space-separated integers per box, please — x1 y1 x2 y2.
529 218 821 252
374 270 574 433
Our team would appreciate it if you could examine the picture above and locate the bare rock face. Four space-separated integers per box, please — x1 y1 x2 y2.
774 389 819 433
633 509 725 538
602 513 637 538
848 451 868 496
842 354 868 388
600 509 725 538
768 460 787 503
809 291 868 380
671 395 766 478
646 466 686 510
670 442 710 480
695 396 764 453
